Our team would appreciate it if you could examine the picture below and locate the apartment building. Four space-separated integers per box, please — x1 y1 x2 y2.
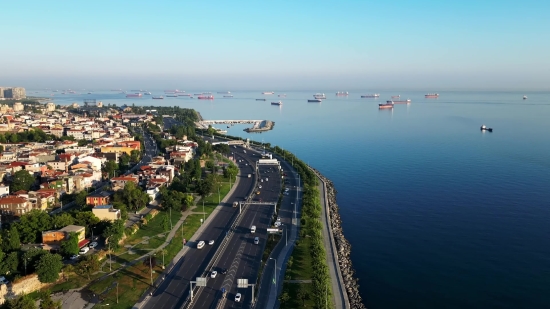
92 205 121 222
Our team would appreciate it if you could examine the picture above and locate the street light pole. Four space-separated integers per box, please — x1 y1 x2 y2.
116 282 119 304
109 244 112 271
270 258 277 285
149 255 153 286
202 200 205 223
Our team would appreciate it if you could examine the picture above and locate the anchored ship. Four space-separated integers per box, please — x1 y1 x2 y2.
224 95 234 98
308 99 322 103
313 93 326 99
166 95 178 97
390 99 411 104
425 93 439 98
152 96 164 99
256 98 266 101
278 94 287 97
126 93 143 98
271 101 282 105
480 125 493 132
361 94 380 98
197 95 214 100
379 102 394 109
391 95 400 99
262 91 275 95
336 91 349 96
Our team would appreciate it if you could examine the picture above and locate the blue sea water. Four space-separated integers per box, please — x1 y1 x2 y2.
33 89 550 308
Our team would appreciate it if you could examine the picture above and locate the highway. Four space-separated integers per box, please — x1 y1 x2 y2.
189 154 282 309
141 145 260 309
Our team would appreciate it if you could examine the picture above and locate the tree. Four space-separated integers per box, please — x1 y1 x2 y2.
73 212 100 237
196 178 214 198
2 226 21 252
279 291 290 305
4 294 36 309
21 248 48 275
35 253 63 283
103 220 124 250
223 164 238 180
74 190 88 208
162 214 170 231
119 153 130 168
102 160 118 179
15 210 53 243
51 213 75 229
39 290 62 309
75 255 100 280
0 251 19 276
9 170 35 192
60 232 80 256
130 150 141 162
296 285 310 307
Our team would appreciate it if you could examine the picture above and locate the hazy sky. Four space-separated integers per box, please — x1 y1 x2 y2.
1 0 549 90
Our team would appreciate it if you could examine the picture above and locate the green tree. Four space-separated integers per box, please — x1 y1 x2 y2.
39 290 62 309
0 145 4 152
15 210 52 243
162 214 170 231
4 294 36 309
196 177 214 198
119 153 130 168
60 232 80 256
296 285 310 307
102 160 118 178
75 255 100 280
51 213 75 229
35 253 63 283
73 212 100 236
102 220 125 250
2 226 21 252
223 164 239 180
9 170 35 192
74 190 88 208
0 251 19 276
130 149 141 162
21 248 48 275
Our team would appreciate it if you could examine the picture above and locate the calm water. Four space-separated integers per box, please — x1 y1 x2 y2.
35 89 550 308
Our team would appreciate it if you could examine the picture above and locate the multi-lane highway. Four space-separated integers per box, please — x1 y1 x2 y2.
141 146 261 309
189 157 282 309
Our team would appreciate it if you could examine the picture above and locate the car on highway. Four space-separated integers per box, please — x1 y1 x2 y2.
254 237 259 245
70 254 79 260
79 247 89 255
211 271 217 278
208 240 215 245
235 293 242 302
89 242 98 249
221 268 227 275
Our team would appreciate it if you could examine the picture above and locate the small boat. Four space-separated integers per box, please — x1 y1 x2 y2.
271 101 282 105
197 95 214 100
308 99 322 103
425 93 439 98
480 125 493 132
262 91 275 95
391 99 411 104
256 98 266 101
194 93 202 95
126 93 143 98
152 96 164 99
144 92 152 95
227 126 230 128
336 91 349 96
223 95 234 98
379 102 394 109
278 94 287 97
164 90 179 93
391 95 400 99
523 95 527 100
218 91 231 94
314 93 326 99
361 94 380 98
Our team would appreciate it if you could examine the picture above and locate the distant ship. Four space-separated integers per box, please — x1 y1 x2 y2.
218 91 231 94
425 93 439 98
130 90 142 92
224 95 234 98
144 92 152 95
391 95 400 99
480 125 493 132
390 99 411 104
126 93 143 98
197 95 214 100
271 101 282 105
111 89 122 91
193 93 202 95
379 102 394 109
313 93 326 99
203 92 212 95
361 94 380 98
153 96 164 99
278 94 287 97
523 95 527 100
179 94 191 96
262 92 275 95
336 91 349 96
176 90 186 93
164 90 179 93
256 98 266 101
87 92 92 94
308 99 322 103
166 95 178 97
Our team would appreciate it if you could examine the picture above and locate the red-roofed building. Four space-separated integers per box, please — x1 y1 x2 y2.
0 196 30 217
111 176 139 189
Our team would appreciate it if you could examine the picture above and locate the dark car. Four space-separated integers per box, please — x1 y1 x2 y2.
221 268 227 275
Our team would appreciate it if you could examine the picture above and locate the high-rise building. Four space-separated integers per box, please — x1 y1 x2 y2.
0 87 26 99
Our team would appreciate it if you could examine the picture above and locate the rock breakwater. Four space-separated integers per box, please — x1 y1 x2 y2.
313 168 366 309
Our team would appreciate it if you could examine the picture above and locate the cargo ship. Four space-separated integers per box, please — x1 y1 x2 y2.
224 95 234 98
176 90 185 93
480 125 493 132
379 102 394 109
164 90 179 93
271 101 282 105
308 99 322 103
278 94 286 97
152 96 164 99
361 94 380 98
425 93 439 98
256 98 266 101
166 95 178 97
218 91 231 94
336 91 349 96
179 94 191 96
203 92 212 94
126 93 143 98
197 95 214 100
390 99 411 104
262 91 275 95
144 92 151 95
391 95 400 99
314 93 326 99
193 93 202 95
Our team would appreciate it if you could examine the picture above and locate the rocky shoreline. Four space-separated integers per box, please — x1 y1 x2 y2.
313 168 366 309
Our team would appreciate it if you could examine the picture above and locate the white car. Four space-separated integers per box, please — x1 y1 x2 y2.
208 240 215 245
70 255 78 260
89 242 98 249
259 185 262 189
235 293 242 302
211 271 217 278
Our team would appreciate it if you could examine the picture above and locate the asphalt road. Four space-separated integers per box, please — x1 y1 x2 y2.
189 158 282 309
141 147 259 309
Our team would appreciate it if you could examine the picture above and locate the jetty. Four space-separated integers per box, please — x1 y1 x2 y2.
195 119 275 133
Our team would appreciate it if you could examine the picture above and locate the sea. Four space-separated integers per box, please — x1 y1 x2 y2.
30 89 550 308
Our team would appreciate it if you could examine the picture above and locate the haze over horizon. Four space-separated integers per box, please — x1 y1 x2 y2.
1 0 549 90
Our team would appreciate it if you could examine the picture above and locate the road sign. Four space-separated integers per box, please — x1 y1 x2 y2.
196 277 207 287
237 279 248 288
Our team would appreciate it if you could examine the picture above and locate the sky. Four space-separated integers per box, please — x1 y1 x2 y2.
1 0 549 90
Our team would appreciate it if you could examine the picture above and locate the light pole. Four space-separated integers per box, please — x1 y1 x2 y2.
270 258 277 285
169 208 173 230
109 244 112 271
218 186 220 204
149 255 153 286
116 282 119 304
202 200 205 223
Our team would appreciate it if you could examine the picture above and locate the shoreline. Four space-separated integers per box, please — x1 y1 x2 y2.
312 167 367 309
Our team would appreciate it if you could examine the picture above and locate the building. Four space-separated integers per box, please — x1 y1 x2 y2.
100 146 135 156
0 87 26 100
0 196 30 217
13 102 24 112
0 185 9 197
45 102 56 112
86 191 113 206
110 176 138 189
41 225 86 247
92 205 121 222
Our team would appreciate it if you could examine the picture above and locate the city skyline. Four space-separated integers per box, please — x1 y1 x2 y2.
1 0 549 90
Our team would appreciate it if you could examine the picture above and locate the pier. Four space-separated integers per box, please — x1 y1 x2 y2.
195 119 275 132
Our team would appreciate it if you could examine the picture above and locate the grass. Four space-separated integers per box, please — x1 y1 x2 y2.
285 236 314 280
122 210 182 247
280 282 316 308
